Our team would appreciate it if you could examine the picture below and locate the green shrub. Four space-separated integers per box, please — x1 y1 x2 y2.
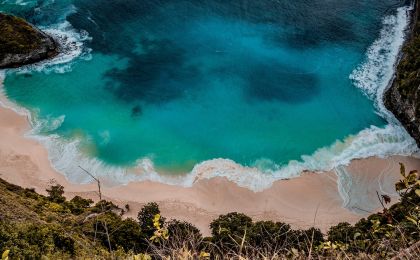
166 220 202 249
248 221 292 250
46 184 65 204
138 202 165 238
210 212 253 249
0 222 75 258
90 200 120 213
327 222 359 244
93 212 145 253
0 162 418 259
68 195 94 215
294 227 324 252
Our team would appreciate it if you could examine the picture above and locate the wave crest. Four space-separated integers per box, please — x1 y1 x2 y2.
0 3 418 192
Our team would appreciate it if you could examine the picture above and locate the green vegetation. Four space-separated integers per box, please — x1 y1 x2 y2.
0 163 419 259
394 4 420 109
384 1 420 145
0 13 43 57
0 13 57 68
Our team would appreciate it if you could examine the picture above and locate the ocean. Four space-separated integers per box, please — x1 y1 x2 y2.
0 0 418 190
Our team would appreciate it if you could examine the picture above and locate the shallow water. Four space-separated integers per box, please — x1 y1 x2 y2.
0 0 416 182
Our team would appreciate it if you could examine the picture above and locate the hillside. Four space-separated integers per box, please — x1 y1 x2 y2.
0 164 419 259
0 13 57 68
385 0 420 146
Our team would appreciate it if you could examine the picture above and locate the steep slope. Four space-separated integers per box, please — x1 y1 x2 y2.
0 13 57 68
385 0 420 146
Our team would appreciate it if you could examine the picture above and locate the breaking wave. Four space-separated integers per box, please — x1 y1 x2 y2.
0 3 419 192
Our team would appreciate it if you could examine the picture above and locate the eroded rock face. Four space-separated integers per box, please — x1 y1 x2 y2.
385 86 420 146
384 1 420 147
0 13 58 69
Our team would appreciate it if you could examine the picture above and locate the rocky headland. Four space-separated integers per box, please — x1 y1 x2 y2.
0 13 58 69
384 0 420 146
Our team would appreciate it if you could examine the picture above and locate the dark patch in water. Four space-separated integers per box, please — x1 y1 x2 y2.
245 64 319 103
67 0 149 55
131 105 142 117
65 0 402 105
105 38 199 103
67 0 404 54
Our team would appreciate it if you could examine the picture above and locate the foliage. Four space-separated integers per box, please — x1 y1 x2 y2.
68 195 94 215
395 8 420 115
2 250 9 260
323 163 420 257
90 212 144 253
248 221 292 249
167 219 202 244
0 162 419 259
0 13 44 58
210 212 253 248
137 202 165 238
90 199 120 213
149 214 169 243
0 221 75 259
46 183 65 203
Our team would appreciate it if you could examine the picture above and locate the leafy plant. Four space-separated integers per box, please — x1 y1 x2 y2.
138 202 164 238
46 183 65 204
149 214 169 243
2 250 9 260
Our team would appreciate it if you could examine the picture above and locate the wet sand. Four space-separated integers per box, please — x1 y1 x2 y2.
1 102 419 235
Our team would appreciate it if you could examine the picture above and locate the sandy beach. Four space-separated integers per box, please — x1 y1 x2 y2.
1 101 419 236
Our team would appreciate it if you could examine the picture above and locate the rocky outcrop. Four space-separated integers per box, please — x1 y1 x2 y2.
0 13 58 69
384 0 420 147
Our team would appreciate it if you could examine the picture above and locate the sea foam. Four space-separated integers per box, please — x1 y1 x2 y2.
0 3 419 192
350 4 413 121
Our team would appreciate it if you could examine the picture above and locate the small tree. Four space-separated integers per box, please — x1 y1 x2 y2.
46 184 65 203
166 220 202 249
137 202 164 238
69 196 93 215
210 212 253 250
94 212 143 252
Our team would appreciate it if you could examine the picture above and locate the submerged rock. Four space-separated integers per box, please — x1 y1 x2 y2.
384 0 420 147
131 105 142 117
0 13 58 69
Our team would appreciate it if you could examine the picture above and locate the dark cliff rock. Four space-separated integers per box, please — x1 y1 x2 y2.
384 0 420 147
0 13 58 69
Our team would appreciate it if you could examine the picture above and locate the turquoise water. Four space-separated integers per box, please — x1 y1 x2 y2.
1 0 408 175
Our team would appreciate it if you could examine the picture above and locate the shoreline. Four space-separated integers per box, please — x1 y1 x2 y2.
1 103 419 235
1 1 420 236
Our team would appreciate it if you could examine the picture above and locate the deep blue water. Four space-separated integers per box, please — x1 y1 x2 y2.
1 0 408 175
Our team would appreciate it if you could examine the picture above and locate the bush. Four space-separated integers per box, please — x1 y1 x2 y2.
166 220 202 249
0 162 418 259
294 227 324 252
210 212 253 249
93 212 145 253
0 221 75 258
46 184 65 204
68 196 93 215
138 202 165 238
327 222 359 243
249 221 292 250
90 200 120 213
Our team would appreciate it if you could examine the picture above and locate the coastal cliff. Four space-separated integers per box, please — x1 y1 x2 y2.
384 0 420 147
0 13 58 69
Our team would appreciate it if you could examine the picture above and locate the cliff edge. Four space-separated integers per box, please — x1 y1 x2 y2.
0 13 58 69
384 0 420 147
